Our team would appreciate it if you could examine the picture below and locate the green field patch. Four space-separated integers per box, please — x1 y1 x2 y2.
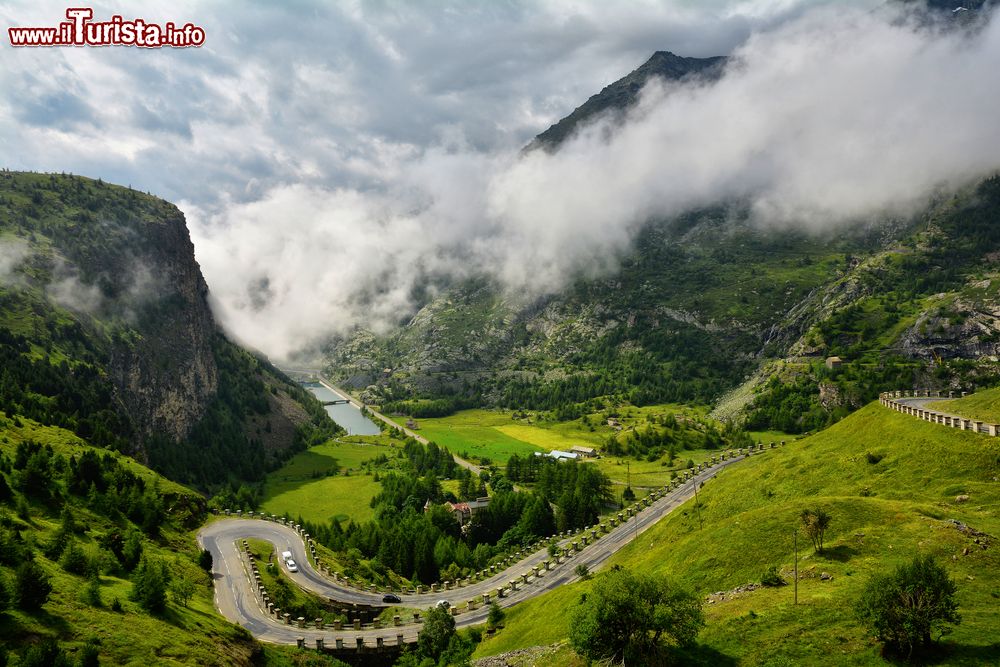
260 438 397 524
746 429 797 445
418 410 544 463
493 424 586 452
416 403 715 466
261 473 382 524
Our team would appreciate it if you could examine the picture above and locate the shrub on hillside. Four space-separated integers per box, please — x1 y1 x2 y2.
855 555 960 660
760 565 785 587
570 567 704 663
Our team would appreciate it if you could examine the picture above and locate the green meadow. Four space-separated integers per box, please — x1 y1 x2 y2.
413 402 715 467
260 436 399 524
416 410 545 463
475 401 1000 665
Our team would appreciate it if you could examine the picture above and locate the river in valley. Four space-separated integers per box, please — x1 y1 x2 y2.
301 382 381 436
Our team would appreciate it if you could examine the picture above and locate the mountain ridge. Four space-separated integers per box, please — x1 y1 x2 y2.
324 50 1000 433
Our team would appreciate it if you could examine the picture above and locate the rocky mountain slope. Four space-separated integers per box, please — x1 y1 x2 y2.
0 171 337 488
323 49 1000 432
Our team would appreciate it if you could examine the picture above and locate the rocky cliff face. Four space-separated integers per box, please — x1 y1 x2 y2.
104 206 218 441
0 173 221 443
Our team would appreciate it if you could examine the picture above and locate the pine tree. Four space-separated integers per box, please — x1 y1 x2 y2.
14 560 52 611
129 555 169 613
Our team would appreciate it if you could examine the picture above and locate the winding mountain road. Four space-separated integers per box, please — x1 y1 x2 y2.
198 451 754 647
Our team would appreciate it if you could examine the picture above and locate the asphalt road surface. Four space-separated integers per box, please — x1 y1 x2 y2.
199 452 752 646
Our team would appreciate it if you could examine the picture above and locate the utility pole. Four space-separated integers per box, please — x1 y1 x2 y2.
793 529 799 605
691 476 703 530
634 501 639 542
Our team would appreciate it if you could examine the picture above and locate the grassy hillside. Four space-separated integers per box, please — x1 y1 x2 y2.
0 413 246 664
928 387 1000 423
0 412 352 666
476 401 1000 665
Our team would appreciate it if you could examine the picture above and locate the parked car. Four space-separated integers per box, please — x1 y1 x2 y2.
382 594 401 603
286 559 298 573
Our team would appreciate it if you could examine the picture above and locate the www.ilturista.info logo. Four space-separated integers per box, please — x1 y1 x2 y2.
8 8 205 48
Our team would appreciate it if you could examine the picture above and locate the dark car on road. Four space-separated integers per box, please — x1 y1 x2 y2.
382 594 401 603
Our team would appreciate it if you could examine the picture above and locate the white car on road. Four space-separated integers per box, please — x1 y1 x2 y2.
286 559 298 573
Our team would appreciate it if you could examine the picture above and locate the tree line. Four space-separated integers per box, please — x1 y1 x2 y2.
291 439 612 586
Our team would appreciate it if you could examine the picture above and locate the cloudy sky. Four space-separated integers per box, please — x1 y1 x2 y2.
3 0 999 360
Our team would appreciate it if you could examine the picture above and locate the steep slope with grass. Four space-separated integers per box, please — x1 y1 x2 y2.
0 415 259 665
475 401 1000 665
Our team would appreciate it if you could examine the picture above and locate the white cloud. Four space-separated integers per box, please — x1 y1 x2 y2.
4 0 998 362
0 237 31 285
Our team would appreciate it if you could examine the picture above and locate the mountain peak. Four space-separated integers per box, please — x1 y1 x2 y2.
528 50 726 150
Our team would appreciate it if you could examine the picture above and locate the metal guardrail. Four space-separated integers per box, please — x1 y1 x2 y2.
879 391 999 436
